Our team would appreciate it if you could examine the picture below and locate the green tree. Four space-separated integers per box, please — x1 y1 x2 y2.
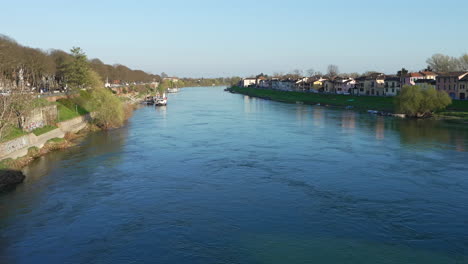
395 85 451 117
65 47 92 91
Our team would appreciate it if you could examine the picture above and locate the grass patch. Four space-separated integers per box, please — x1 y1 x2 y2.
447 100 468 112
32 98 55 108
56 98 89 122
0 158 13 169
46 137 65 143
0 126 28 143
32 125 57 136
231 86 395 111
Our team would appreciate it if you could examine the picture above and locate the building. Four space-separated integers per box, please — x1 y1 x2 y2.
457 75 468 100
334 78 356 94
240 78 257 87
436 72 468 99
323 79 335 93
414 79 436 90
384 76 401 96
354 73 385 96
163 77 179 83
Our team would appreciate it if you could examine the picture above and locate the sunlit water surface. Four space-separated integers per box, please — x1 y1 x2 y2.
1 87 468 263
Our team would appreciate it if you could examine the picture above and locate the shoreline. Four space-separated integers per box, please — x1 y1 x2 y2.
227 86 468 123
0 102 140 191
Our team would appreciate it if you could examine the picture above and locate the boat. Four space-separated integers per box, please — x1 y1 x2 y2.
145 95 154 105
155 93 167 106
155 97 167 106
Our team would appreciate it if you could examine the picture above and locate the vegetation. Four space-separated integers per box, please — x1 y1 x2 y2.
32 125 58 136
230 86 395 111
395 86 452 117
56 99 89 122
426 53 468 72
46 137 65 143
0 126 27 143
230 86 467 118
87 88 125 129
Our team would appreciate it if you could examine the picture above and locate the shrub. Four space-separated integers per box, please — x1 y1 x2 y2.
395 85 451 117
87 88 124 129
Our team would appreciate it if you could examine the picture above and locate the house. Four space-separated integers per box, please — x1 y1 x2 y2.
240 78 257 87
323 79 335 93
384 76 401 96
311 77 327 91
436 72 468 99
258 79 271 89
271 79 295 91
354 73 385 96
294 77 310 91
401 72 425 86
456 75 468 100
420 71 438 80
401 71 438 86
163 77 179 83
334 78 356 94
414 79 436 90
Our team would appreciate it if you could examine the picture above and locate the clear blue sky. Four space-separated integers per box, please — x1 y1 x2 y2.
1 0 467 77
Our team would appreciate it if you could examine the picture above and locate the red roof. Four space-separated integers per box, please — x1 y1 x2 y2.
408 72 424 77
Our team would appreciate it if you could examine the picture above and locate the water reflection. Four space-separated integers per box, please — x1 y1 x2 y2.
341 111 356 131
396 119 468 151
375 117 385 140
312 107 324 127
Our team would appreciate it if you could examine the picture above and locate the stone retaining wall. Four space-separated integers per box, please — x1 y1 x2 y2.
0 114 90 161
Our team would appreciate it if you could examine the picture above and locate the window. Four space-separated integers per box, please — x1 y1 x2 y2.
392 88 395 93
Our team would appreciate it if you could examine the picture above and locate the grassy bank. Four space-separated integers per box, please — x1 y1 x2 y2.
56 98 89 122
230 86 395 111
229 86 468 119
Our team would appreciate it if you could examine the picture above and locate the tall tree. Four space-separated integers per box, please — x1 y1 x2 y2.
327 64 339 78
65 47 92 90
426 54 460 72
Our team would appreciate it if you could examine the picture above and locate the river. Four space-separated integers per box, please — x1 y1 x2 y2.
1 86 468 263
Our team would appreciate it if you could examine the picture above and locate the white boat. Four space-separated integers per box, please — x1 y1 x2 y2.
155 97 167 106
155 93 167 106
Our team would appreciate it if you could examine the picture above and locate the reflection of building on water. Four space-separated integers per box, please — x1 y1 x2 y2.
244 95 251 113
376 117 385 140
341 111 356 130
312 107 324 127
296 105 308 124
455 134 465 152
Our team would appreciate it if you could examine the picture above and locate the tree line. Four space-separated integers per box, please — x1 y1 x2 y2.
0 34 160 92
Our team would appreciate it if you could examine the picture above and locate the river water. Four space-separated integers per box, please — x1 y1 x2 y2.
1 86 468 263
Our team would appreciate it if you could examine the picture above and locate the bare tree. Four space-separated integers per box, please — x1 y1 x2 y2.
327 65 339 78
459 54 468 71
426 54 460 72
306 68 315 77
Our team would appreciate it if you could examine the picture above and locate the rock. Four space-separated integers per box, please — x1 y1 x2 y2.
0 170 26 191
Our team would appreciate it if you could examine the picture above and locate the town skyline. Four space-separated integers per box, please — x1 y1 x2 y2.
1 0 467 77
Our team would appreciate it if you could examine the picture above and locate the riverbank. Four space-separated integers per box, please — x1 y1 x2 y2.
0 99 141 190
228 86 468 122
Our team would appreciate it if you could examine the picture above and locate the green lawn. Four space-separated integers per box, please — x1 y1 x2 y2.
231 86 395 111
0 126 28 143
32 125 58 136
56 98 89 122
47 137 65 143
